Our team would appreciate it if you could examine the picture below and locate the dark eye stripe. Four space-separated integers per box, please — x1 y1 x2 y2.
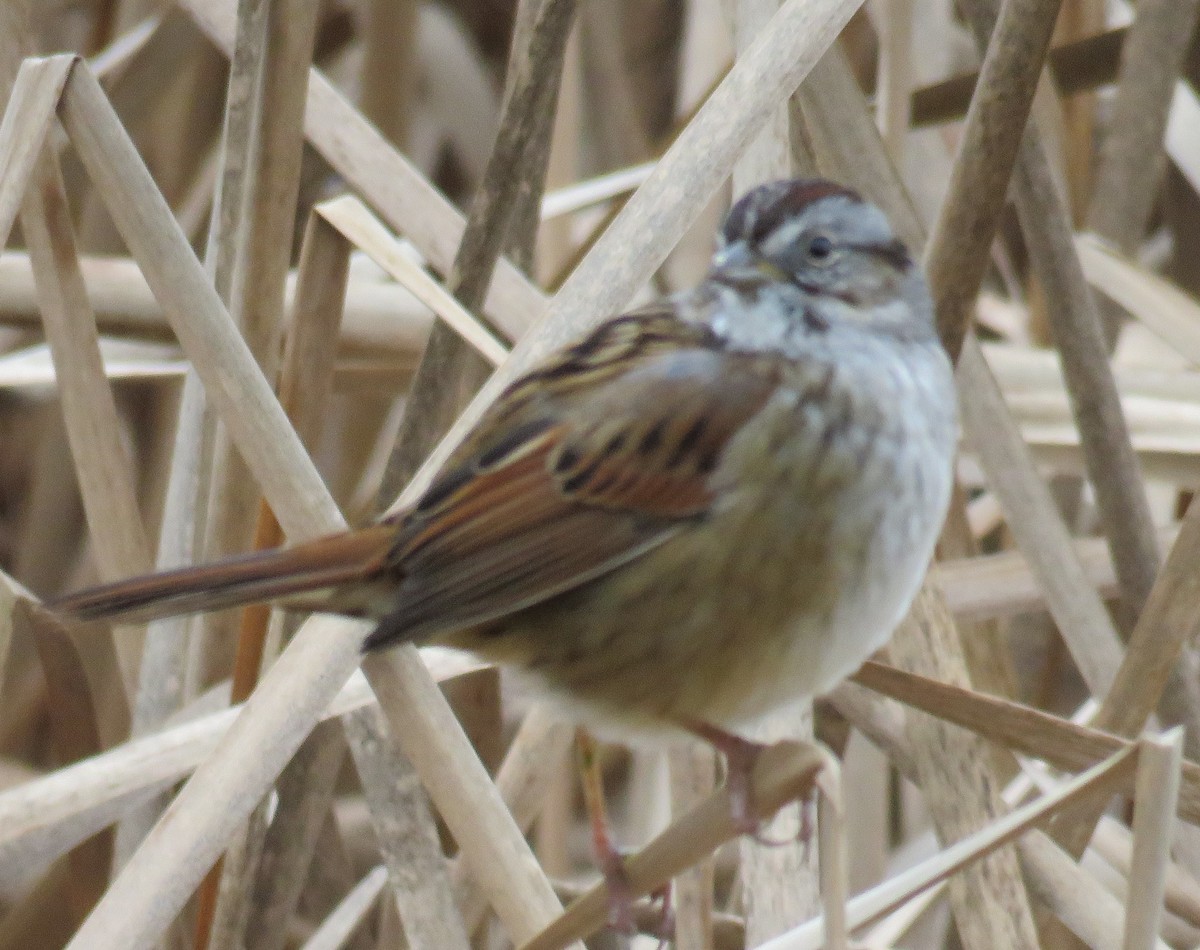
862 239 911 271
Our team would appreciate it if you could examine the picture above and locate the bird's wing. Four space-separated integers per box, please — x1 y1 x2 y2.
363 309 782 648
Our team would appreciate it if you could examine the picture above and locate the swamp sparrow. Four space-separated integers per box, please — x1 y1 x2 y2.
53 178 956 910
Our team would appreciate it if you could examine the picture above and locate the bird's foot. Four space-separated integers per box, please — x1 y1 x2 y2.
577 728 667 935
596 846 675 940
681 719 775 837
647 880 675 947
596 843 637 934
683 720 827 850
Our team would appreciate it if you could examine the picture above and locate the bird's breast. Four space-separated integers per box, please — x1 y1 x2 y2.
458 339 956 734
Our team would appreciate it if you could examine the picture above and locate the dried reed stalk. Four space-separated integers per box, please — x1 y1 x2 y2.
341 706 469 948
789 20 1047 948
756 744 1140 948
1123 728 1185 950
829 680 1173 950
926 0 1062 359
22 148 151 697
244 719 348 950
729 0 821 943
51 54 570 943
299 865 387 950
377 0 574 504
7 3 1200 949
1011 38 1161 632
179 0 548 338
522 742 832 950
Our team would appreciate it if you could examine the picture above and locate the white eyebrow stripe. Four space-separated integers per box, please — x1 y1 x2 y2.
759 218 810 257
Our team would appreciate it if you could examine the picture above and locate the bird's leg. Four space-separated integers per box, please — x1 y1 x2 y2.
798 790 816 857
576 728 636 934
681 718 812 848
681 719 770 835
649 879 675 947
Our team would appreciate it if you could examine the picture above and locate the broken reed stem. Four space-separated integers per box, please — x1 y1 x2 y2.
0 55 69 253
0 56 137 724
1124 728 1185 950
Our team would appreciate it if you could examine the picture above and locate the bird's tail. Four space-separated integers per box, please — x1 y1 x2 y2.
48 523 398 624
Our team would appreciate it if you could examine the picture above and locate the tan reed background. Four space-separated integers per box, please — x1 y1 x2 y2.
0 0 1200 948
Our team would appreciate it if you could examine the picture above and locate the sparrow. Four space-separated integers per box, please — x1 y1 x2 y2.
52 178 956 914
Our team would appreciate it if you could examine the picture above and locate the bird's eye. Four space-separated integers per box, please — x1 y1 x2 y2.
807 235 833 261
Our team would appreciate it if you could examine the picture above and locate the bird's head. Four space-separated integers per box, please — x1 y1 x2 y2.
712 179 930 333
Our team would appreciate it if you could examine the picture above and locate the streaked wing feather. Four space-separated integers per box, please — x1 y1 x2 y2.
386 511 681 641
365 312 780 648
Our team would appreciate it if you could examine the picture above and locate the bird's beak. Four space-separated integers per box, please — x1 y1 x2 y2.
712 240 754 271
712 241 791 281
